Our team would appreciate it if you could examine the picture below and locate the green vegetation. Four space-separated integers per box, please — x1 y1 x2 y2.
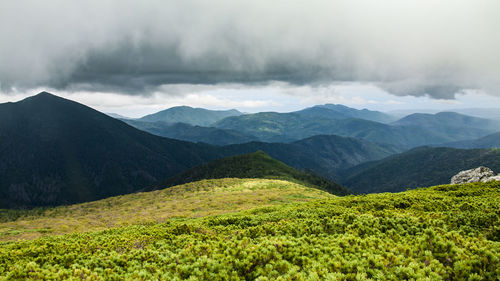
1 180 499 280
139 106 242 126
160 151 351 196
342 147 500 193
214 109 493 148
0 92 227 209
446 132 500 149
124 120 257 145
0 178 331 241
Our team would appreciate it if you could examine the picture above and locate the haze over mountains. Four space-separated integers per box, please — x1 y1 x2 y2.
1 92 499 208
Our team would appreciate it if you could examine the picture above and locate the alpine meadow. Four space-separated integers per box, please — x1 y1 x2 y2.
1 1 499 280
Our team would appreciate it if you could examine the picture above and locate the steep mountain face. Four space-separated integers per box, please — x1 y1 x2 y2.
214 112 466 148
443 132 500 149
340 147 500 194
138 106 242 126
123 120 258 145
159 151 352 196
219 135 400 179
0 92 223 208
392 112 500 140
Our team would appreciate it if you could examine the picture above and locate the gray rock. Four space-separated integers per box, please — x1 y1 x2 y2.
482 174 500 183
450 166 494 184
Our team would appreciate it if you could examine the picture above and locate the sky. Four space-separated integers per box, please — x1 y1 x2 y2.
1 0 499 117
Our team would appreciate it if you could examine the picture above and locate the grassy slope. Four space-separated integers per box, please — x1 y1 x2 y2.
160 151 351 196
0 181 499 280
0 178 332 242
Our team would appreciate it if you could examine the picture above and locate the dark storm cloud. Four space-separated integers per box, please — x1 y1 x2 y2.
0 0 499 99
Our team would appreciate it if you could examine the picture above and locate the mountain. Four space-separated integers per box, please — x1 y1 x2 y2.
341 147 500 193
0 92 224 208
392 112 500 141
443 132 500 149
123 120 258 145
219 135 400 179
214 111 468 148
139 106 242 126
159 151 352 196
313 104 396 123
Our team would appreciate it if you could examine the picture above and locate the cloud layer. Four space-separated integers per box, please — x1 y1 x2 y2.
1 0 499 99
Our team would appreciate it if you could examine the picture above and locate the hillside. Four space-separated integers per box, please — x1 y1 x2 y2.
1 181 498 279
219 135 400 179
214 111 483 148
123 120 258 145
0 92 223 208
341 147 500 193
392 112 499 141
0 178 332 241
159 151 351 196
444 132 500 149
139 106 242 126
314 104 396 123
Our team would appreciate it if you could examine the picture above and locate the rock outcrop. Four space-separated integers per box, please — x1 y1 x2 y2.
450 166 500 184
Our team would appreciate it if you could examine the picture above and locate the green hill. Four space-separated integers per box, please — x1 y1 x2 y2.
159 151 351 196
1 180 498 280
341 147 500 193
0 92 224 208
0 178 332 241
139 106 242 126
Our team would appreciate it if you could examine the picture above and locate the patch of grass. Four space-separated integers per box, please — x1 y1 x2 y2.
0 178 331 241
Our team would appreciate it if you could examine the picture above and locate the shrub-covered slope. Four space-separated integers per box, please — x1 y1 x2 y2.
0 178 332 241
159 151 351 196
0 181 498 280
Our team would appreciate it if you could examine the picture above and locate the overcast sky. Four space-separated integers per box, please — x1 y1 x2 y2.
1 0 499 116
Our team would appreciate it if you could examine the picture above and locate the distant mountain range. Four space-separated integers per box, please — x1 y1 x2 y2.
219 134 399 179
123 120 258 145
0 93 397 208
340 147 500 194
2 92 499 208
159 151 351 196
392 112 500 138
138 106 242 126
310 104 396 123
118 103 499 149
0 92 224 208
214 109 497 148
443 132 500 149
389 108 500 120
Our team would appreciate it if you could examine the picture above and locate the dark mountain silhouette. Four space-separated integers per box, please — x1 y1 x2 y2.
0 92 223 208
